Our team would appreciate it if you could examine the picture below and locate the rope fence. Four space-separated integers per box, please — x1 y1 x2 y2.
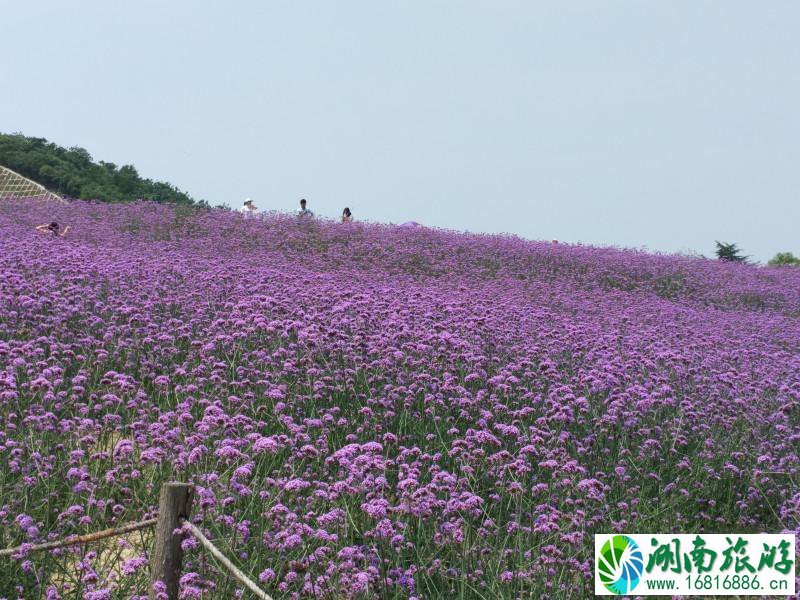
0 518 157 558
181 519 273 600
0 482 272 600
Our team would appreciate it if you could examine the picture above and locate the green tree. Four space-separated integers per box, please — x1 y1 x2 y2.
715 241 749 263
0 132 197 204
767 252 800 267
114 165 139 195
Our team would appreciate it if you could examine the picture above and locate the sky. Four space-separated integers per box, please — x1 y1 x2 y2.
2 1 799 262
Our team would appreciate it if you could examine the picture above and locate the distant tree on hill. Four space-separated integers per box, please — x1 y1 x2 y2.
715 241 749 263
768 252 800 267
0 132 199 204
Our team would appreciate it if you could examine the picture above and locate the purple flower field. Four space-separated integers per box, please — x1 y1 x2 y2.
1 199 799 598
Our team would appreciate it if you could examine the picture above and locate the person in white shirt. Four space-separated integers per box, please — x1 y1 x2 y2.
241 198 258 218
297 198 314 218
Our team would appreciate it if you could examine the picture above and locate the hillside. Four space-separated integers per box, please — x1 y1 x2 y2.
0 199 798 598
0 133 196 204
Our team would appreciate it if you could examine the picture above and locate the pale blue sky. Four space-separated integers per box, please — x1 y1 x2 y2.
3 1 798 262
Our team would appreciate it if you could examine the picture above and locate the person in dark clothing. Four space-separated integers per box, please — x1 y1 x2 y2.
36 222 70 237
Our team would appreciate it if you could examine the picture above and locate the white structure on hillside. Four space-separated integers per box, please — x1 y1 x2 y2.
0 165 64 202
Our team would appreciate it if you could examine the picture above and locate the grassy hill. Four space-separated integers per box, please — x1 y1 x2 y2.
0 132 197 204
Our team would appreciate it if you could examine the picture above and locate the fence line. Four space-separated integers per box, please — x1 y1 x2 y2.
0 518 157 558
0 481 274 600
181 519 273 600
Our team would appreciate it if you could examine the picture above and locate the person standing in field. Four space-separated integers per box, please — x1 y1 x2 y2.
36 222 70 236
297 198 314 218
241 198 258 218
341 207 352 223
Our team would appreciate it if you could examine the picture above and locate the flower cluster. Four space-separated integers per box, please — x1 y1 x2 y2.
0 199 798 598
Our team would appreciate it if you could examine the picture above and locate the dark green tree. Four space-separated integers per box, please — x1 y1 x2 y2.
715 241 749 263
0 132 197 204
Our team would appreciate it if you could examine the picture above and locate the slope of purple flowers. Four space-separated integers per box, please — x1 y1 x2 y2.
1 199 798 598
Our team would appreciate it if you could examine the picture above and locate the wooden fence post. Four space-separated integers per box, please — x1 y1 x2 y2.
149 482 194 600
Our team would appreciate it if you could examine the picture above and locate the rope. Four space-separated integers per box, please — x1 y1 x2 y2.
0 502 275 599
0 518 157 557
181 519 273 600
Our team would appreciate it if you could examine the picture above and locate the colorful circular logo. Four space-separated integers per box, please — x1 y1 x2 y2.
597 535 644 595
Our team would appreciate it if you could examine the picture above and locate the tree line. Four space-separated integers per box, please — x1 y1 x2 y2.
715 242 799 266
0 133 198 205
